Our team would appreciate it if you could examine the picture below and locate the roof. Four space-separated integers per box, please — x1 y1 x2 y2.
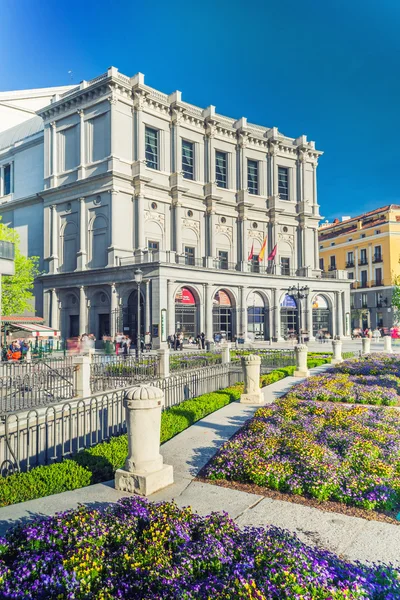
1 316 44 323
319 205 400 233
0 116 43 151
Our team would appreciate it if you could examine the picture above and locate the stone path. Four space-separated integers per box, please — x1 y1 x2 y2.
0 365 399 566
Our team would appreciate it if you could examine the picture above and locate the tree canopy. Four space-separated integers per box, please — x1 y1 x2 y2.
0 221 40 316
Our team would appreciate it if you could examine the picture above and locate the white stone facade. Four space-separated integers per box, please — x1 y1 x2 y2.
0 67 351 345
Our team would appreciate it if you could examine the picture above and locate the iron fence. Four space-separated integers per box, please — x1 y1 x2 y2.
90 354 157 393
232 348 295 373
169 352 222 372
0 362 242 475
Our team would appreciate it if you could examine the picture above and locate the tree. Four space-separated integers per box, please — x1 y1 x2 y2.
0 220 40 316
391 274 400 326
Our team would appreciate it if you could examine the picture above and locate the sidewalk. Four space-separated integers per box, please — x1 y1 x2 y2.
0 365 398 566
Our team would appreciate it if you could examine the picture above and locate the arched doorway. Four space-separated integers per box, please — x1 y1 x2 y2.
213 290 234 341
90 291 111 340
280 294 298 339
312 295 331 337
175 287 198 338
247 291 268 341
124 290 145 341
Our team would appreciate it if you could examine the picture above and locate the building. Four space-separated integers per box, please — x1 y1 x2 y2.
0 66 350 346
319 205 400 331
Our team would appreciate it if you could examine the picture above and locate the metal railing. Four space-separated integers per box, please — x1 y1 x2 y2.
170 352 222 372
90 354 158 393
232 348 295 372
0 363 242 475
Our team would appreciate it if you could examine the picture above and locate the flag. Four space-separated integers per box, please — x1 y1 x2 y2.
248 242 254 261
267 244 277 261
258 236 267 262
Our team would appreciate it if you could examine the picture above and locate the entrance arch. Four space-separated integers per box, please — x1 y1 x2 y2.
175 286 199 338
123 290 145 341
312 295 331 337
213 289 235 341
247 291 268 341
280 294 298 338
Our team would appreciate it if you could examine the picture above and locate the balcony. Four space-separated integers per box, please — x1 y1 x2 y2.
358 258 368 266
371 279 384 287
373 255 383 263
359 280 369 288
328 265 337 271
345 261 354 268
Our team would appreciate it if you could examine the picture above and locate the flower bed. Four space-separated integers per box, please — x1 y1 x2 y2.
206 397 400 511
335 353 400 376
1 497 398 599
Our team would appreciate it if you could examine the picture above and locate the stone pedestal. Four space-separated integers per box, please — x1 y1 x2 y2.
157 348 170 378
362 337 371 355
73 354 91 398
221 343 231 364
384 336 393 354
294 344 310 377
240 354 263 404
115 384 173 496
331 339 343 364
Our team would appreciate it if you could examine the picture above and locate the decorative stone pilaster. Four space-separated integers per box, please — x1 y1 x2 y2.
240 355 263 404
294 344 310 377
73 354 91 398
383 336 392 354
362 337 371 355
115 384 174 496
221 343 231 364
331 340 343 364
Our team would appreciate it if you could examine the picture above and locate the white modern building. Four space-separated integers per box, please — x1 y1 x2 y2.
0 67 350 346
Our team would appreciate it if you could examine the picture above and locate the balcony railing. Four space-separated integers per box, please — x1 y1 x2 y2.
328 265 337 271
345 261 354 268
371 279 384 287
0 240 14 261
359 280 369 288
373 255 383 263
213 259 237 271
358 258 368 266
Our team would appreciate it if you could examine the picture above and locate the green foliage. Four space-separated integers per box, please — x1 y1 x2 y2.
260 366 295 387
391 273 400 324
0 220 40 315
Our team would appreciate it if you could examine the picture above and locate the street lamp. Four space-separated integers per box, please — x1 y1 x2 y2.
134 269 143 358
287 284 310 344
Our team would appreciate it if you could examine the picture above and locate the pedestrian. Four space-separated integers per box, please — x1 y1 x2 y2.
201 332 205 350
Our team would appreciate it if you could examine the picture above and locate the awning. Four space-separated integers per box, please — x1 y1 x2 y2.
3 322 59 337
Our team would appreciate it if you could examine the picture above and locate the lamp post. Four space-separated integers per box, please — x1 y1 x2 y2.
287 284 310 344
134 269 143 358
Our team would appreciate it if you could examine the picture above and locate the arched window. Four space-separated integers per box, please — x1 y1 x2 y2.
312 295 331 337
213 289 235 341
247 291 267 340
62 222 77 272
91 215 108 268
175 287 198 338
280 294 298 338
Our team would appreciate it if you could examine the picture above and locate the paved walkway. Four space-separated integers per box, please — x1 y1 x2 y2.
0 365 399 567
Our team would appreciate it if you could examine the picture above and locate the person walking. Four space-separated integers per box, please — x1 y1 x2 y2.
200 332 205 350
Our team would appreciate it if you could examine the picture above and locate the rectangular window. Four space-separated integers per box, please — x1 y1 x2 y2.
377 312 383 327
361 270 368 287
375 267 382 286
376 292 383 307
374 245 382 261
281 257 290 275
329 256 336 270
90 114 108 163
145 127 159 170
184 246 195 266
252 254 260 273
362 292 368 308
319 258 324 271
347 251 354 267
375 229 381 235
350 295 355 309
148 240 159 252
59 126 79 172
182 140 194 180
360 249 367 264
215 151 228 188
348 272 354 279
3 164 11 195
218 250 228 269
360 234 366 238
247 159 258 195
278 167 289 200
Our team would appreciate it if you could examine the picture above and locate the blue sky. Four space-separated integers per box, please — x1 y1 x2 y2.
1 0 399 220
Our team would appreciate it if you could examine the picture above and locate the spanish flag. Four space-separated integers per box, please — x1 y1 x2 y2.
258 236 267 262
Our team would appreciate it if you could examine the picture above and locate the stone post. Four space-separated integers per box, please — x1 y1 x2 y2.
73 354 92 398
294 344 310 377
221 343 231 364
331 340 343 365
157 348 170 378
240 354 263 404
362 337 371 355
115 384 174 496
383 335 392 354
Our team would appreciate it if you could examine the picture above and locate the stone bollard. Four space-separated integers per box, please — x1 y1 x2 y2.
115 384 173 496
331 339 343 364
157 348 170 378
240 354 263 404
384 335 393 354
73 354 92 398
221 343 231 364
362 337 371 355
294 344 310 377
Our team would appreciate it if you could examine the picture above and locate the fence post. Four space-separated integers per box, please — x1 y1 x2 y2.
157 348 170 378
73 354 92 398
383 335 393 354
331 340 343 364
240 354 263 404
294 344 310 377
115 383 174 496
362 337 371 355
221 343 231 364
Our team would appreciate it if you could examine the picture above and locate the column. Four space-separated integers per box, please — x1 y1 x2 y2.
240 217 248 266
314 229 319 270
210 210 217 258
167 280 175 336
136 193 145 250
312 162 318 205
240 286 248 339
79 286 87 335
270 147 278 195
337 291 343 337
272 288 281 341
77 110 85 178
77 197 87 270
205 283 213 341
145 279 151 334
50 122 57 186
134 91 146 163
50 205 59 272
109 96 117 156
174 203 182 254
51 289 59 330
109 190 118 265
304 295 311 339
110 283 118 338
172 109 182 173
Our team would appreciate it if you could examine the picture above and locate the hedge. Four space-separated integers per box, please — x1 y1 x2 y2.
0 361 327 507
